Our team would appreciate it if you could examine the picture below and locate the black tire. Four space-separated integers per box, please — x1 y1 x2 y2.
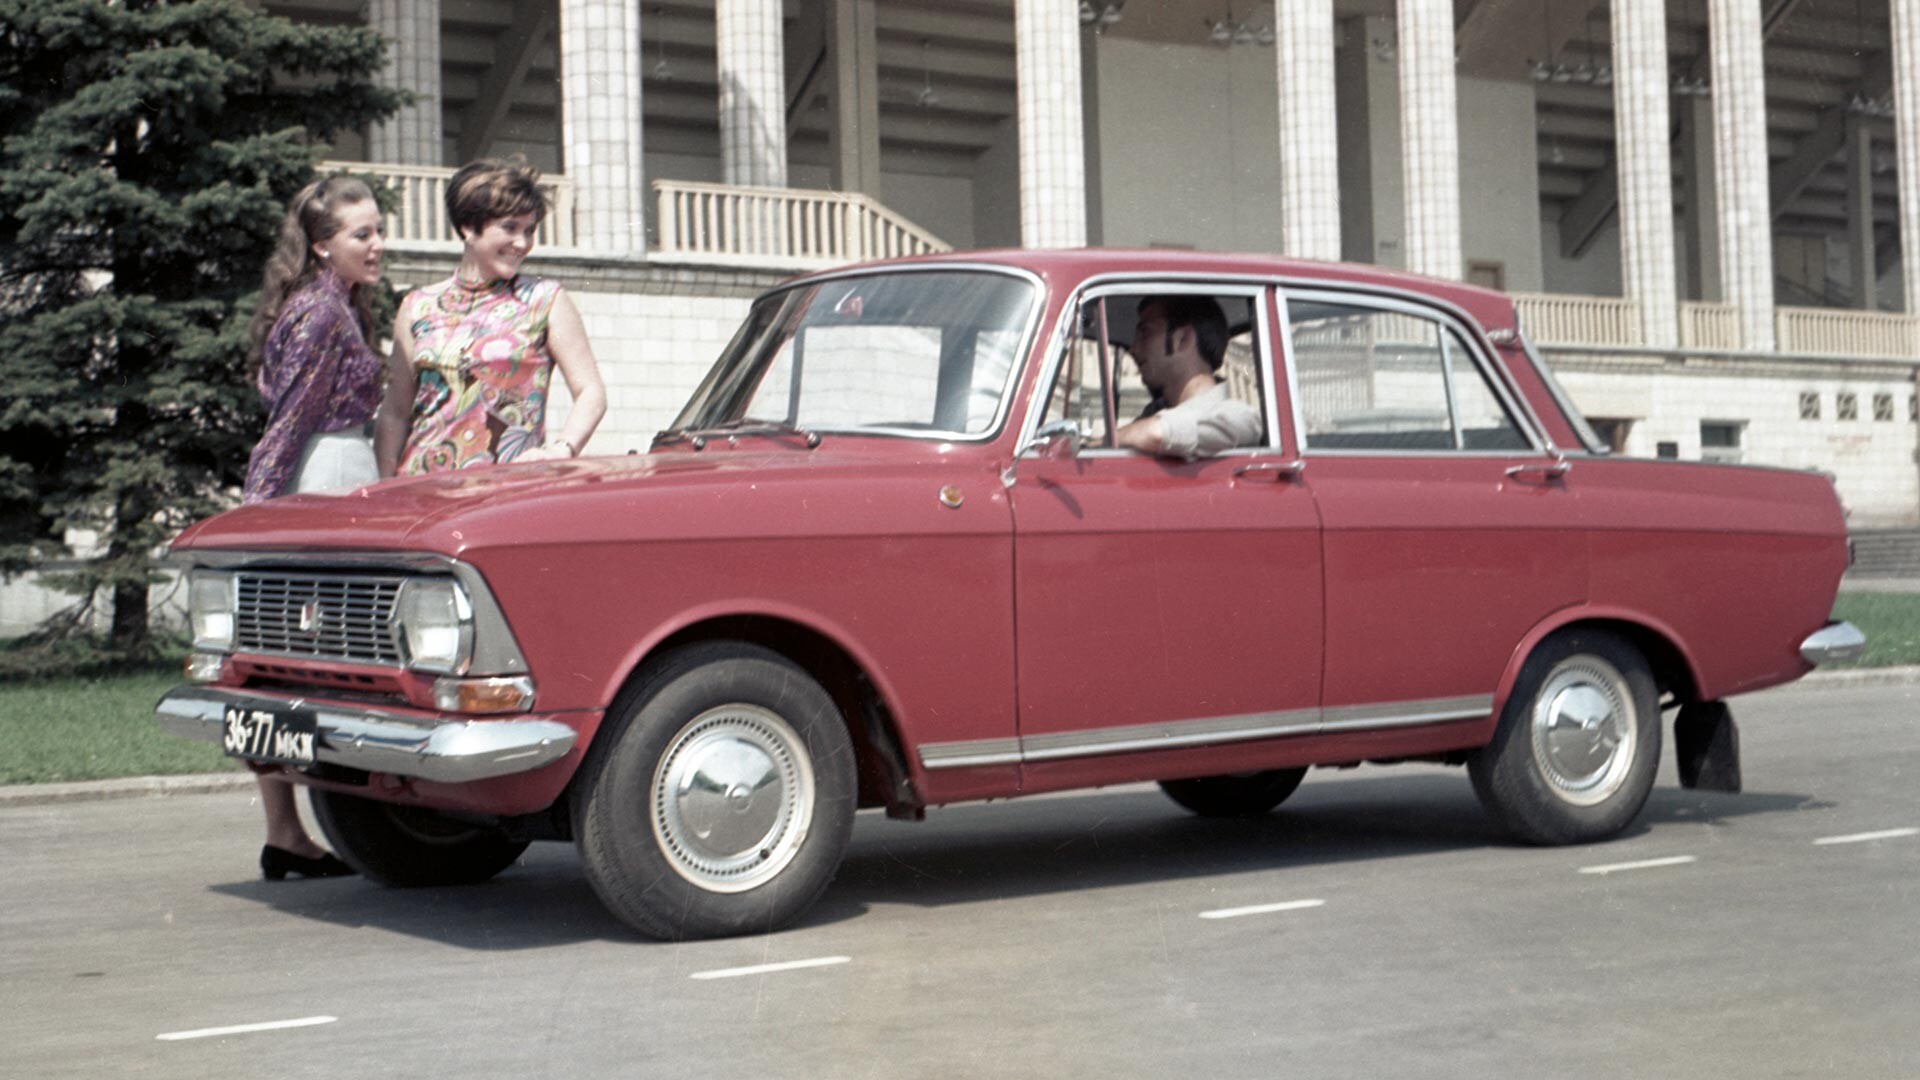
1468 629 1661 845
1159 769 1307 818
571 642 857 941
310 789 529 886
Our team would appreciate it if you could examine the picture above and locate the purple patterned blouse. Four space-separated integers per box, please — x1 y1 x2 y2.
241 270 384 504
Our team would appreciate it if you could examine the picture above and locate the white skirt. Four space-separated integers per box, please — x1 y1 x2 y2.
292 429 378 495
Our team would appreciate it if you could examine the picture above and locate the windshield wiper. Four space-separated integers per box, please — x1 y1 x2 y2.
682 416 822 448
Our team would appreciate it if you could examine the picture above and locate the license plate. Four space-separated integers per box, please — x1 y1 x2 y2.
222 705 318 766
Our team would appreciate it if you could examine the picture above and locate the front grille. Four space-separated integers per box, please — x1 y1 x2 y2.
235 572 406 667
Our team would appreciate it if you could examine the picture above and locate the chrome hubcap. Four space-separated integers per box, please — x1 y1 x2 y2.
651 705 814 893
1529 658 1636 806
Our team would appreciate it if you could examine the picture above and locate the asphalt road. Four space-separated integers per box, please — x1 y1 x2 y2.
4 681 1916 1080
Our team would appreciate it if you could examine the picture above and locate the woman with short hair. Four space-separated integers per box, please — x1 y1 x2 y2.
375 158 607 476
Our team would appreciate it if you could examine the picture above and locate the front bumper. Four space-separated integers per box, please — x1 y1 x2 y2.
156 686 578 783
1800 620 1866 666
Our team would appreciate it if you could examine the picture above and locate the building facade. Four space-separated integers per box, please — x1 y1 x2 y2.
281 0 1920 524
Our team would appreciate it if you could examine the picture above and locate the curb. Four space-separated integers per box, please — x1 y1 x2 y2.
0 771 254 809
3 667 1917 810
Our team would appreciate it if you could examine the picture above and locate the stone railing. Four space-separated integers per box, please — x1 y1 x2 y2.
1678 301 1737 350
1776 306 1920 359
1511 292 1641 346
653 180 951 270
319 161 576 248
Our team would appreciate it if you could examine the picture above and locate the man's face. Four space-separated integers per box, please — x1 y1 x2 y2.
1131 303 1177 395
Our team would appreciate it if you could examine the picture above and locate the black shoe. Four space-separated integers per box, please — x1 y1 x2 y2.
261 845 356 881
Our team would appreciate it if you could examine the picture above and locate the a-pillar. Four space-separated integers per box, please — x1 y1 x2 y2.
1612 0 1678 347
369 0 443 165
560 0 646 254
1894 0 1920 317
1276 0 1340 262
1708 0 1775 349
717 0 787 188
1015 0 1087 249
1397 0 1460 280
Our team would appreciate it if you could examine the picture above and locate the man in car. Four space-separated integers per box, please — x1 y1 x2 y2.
1115 295 1264 459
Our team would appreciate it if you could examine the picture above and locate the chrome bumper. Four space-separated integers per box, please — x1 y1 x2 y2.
1800 621 1866 666
156 686 578 783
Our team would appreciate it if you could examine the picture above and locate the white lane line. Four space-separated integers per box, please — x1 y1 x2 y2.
1578 855 1698 876
156 1016 337 1042
1199 898 1326 921
1813 827 1919 846
689 956 851 980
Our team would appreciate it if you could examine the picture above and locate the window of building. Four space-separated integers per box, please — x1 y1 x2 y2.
1656 441 1679 459
1585 417 1634 453
1875 392 1895 422
1700 420 1745 464
1837 392 1858 421
1799 392 1820 420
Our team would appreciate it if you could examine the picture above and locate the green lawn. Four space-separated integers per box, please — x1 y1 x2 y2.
2 593 1916 785
0 669 239 785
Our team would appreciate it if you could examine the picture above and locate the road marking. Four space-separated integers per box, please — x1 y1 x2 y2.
156 1016 337 1042
1578 855 1698 876
1813 827 1919 846
1199 898 1326 921
689 956 851 980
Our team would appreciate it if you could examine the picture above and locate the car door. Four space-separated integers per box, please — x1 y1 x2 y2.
1007 283 1324 786
1280 288 1586 729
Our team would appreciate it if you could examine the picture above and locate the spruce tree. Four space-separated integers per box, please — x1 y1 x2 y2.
0 0 401 656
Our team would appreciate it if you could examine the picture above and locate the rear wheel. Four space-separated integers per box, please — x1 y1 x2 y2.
1159 768 1307 818
311 790 529 886
1468 629 1660 845
572 642 857 941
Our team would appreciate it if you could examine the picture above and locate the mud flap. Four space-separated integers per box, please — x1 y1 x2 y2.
1674 701 1741 793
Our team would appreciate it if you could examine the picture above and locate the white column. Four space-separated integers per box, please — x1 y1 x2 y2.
560 0 646 254
717 0 787 188
1847 117 1878 310
1397 0 1460 279
1015 0 1087 249
369 0 442 165
1895 0 1920 315
1708 0 1774 349
1276 0 1340 261
1612 0 1678 347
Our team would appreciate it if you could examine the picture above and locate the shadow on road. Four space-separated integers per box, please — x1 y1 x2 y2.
208 771 1822 947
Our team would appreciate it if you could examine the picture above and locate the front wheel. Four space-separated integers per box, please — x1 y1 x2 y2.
572 642 857 941
1159 769 1307 818
1468 629 1661 845
311 790 529 886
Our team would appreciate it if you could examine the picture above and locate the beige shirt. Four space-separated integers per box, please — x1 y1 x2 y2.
1156 382 1264 460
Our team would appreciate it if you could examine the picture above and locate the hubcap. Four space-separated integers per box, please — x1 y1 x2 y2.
651 704 814 893
1529 657 1636 807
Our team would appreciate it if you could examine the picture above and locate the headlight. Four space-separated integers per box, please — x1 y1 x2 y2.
188 570 236 651
398 577 473 674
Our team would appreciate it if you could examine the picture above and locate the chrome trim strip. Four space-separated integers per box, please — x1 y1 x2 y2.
156 686 577 783
916 695 1494 769
1799 621 1865 666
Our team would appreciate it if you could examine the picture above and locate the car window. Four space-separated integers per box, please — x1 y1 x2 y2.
1289 299 1525 452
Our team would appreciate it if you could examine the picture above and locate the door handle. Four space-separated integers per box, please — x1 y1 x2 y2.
1234 460 1306 484
1504 459 1571 481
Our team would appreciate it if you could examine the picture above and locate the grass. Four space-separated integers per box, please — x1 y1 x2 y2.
0 668 239 785
2 592 1917 786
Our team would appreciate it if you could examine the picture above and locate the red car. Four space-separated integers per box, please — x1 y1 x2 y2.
159 250 1861 940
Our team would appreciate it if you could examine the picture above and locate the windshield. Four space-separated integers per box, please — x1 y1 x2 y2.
669 269 1039 440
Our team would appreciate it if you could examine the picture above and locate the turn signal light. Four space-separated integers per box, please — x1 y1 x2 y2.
432 675 536 714
184 652 226 684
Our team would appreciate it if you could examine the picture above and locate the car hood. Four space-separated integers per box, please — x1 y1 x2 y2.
172 442 1006 558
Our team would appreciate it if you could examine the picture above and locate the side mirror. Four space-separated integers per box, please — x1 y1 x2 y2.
1021 419 1083 460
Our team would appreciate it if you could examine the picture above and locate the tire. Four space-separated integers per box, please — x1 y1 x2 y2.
1468 629 1661 845
1159 768 1307 818
571 642 857 941
311 789 529 886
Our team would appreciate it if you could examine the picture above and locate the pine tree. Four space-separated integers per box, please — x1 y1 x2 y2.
0 0 401 657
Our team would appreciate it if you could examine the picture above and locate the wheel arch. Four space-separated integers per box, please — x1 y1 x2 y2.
1491 607 1705 724
585 608 921 818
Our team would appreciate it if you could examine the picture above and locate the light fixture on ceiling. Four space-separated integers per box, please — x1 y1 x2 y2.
916 38 939 107
1206 4 1273 49
1082 1 1124 31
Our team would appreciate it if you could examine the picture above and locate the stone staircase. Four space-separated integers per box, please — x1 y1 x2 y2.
1847 529 1920 579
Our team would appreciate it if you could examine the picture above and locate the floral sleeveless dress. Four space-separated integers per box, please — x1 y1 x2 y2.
398 274 563 474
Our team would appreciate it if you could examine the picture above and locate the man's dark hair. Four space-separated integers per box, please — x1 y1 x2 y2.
1142 295 1230 370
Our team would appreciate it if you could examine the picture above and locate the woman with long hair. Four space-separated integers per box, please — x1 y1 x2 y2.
375 158 605 475
240 175 387 879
